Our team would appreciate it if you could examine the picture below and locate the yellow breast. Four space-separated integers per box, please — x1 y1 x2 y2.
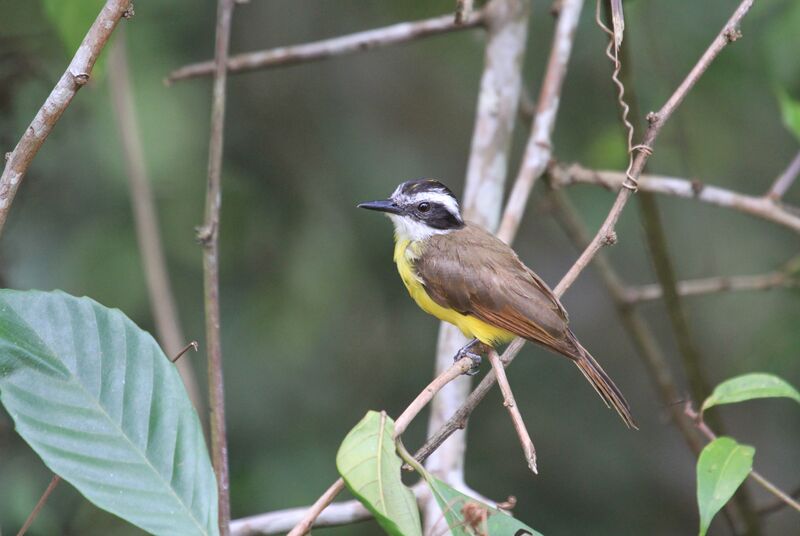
393 239 515 346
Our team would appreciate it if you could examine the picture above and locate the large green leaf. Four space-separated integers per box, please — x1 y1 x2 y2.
702 373 800 414
0 290 218 536
336 411 421 536
696 437 754 536
423 474 543 536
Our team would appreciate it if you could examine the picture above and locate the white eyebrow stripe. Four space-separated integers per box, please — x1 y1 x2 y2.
407 191 461 217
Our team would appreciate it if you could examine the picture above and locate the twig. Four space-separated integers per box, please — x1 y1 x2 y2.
626 269 799 303
549 162 800 234
423 1 531 531
555 0 756 297
170 341 199 363
285 358 474 536
497 0 585 243
685 404 800 513
0 0 133 237
16 474 61 536
201 0 236 534
487 349 537 474
107 27 203 413
165 11 486 83
766 150 800 200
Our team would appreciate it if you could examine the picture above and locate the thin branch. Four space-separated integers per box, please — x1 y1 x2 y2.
685 404 800 513
497 0 584 243
0 0 133 237
766 150 800 200
166 10 486 83
626 269 799 303
200 0 236 534
16 475 60 536
488 349 537 474
285 358 474 536
549 162 800 234
107 27 203 414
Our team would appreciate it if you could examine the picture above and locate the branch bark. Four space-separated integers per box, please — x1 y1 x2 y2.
549 162 800 234
0 0 133 237
166 11 486 83
107 27 203 415
200 0 236 533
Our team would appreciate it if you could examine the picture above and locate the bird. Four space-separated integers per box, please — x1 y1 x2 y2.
358 178 637 429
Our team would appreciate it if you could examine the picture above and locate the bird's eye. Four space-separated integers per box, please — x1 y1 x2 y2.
417 202 431 213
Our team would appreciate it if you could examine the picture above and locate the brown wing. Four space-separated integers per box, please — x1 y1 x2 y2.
416 224 638 428
415 224 577 357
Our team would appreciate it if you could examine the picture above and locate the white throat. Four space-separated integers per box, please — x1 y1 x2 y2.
388 214 452 242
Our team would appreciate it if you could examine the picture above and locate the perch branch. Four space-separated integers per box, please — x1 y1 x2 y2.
200 0 236 533
549 163 800 234
16 475 61 536
166 10 486 83
0 0 133 237
107 28 203 414
488 349 537 474
766 150 800 200
497 0 584 243
685 403 800 513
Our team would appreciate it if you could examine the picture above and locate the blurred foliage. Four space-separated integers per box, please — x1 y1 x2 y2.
0 0 798 534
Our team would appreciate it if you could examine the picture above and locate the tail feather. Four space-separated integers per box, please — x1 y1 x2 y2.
570 337 638 430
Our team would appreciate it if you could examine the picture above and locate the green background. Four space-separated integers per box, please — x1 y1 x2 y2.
1 0 798 534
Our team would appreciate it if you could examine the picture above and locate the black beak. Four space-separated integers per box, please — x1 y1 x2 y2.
357 199 403 215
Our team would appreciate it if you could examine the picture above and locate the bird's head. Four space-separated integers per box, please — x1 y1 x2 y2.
358 179 465 241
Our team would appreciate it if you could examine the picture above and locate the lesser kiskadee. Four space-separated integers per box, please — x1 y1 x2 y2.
359 179 636 428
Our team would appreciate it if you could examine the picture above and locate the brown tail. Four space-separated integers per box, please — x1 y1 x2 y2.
569 335 638 429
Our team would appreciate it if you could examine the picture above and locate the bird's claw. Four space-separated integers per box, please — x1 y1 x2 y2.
455 349 482 376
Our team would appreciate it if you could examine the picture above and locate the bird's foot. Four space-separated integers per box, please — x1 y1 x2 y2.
454 339 484 376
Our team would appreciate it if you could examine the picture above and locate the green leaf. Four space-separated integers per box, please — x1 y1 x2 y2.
702 373 800 414
0 290 218 536
422 474 543 536
696 437 754 536
336 411 421 536
777 89 800 143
